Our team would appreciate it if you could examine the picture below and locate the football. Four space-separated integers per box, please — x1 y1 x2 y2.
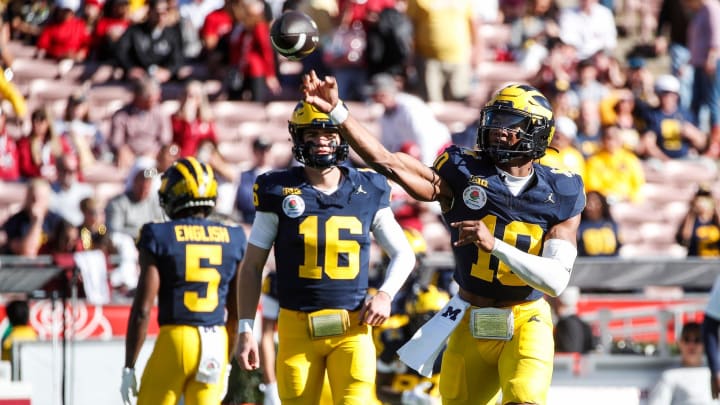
269 11 319 61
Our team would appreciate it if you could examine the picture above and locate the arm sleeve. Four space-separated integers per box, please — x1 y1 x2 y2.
371 207 416 299
491 238 577 297
247 211 278 249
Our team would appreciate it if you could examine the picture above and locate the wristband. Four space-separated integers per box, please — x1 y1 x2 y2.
238 319 254 334
328 101 349 125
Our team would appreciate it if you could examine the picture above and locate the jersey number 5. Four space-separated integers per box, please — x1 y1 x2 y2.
184 244 222 312
470 215 543 286
298 215 362 280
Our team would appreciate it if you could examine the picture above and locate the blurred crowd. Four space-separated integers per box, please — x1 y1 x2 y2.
0 0 717 301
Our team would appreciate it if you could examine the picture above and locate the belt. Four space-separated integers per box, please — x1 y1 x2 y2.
459 289 531 308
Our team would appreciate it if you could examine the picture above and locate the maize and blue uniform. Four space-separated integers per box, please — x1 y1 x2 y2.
135 217 246 405
255 166 389 405
433 145 585 404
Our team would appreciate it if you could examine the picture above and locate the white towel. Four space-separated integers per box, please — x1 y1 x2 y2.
397 294 470 377
73 250 110 305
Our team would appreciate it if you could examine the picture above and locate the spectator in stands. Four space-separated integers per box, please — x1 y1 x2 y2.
1 178 63 257
549 286 594 354
200 0 234 79
365 5 413 79
226 0 280 102
166 0 202 61
49 154 94 227
575 99 603 158
5 0 52 44
179 0 223 34
0 105 20 182
17 107 76 182
590 50 625 89
55 92 107 169
369 73 451 166
687 0 720 157
78 196 111 252
654 0 693 110
649 321 714 404
641 74 707 161
89 0 131 63
571 58 610 107
105 156 163 238
599 88 645 155
508 0 561 73
114 0 184 83
0 14 28 120
110 77 172 170
234 135 274 226
623 56 658 108
676 184 720 257
585 125 646 204
1 300 38 363
538 115 586 180
39 217 83 254
405 0 479 102
171 80 218 158
558 0 617 61
577 190 621 257
35 0 90 63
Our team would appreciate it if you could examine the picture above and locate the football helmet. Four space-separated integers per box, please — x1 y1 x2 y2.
158 157 217 218
288 101 349 168
476 83 555 163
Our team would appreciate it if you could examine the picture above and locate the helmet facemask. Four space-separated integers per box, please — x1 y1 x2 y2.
476 84 555 163
288 101 349 169
477 107 553 163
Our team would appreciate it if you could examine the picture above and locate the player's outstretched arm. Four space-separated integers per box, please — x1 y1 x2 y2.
236 243 271 370
302 71 452 205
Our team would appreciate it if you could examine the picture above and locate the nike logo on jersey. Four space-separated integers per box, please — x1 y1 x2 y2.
441 306 462 321
545 193 555 204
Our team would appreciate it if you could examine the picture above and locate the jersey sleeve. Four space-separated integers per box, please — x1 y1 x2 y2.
367 171 392 210
254 172 278 213
431 145 466 191
230 225 248 262
136 223 160 256
549 168 586 220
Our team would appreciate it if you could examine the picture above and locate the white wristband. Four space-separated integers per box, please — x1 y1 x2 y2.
238 319 254 334
328 101 349 125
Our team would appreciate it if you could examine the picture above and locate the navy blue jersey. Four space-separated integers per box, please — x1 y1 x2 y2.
644 107 696 158
255 166 391 312
577 219 620 257
433 146 585 301
137 217 247 326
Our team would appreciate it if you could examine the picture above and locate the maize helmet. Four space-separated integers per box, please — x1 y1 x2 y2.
158 157 217 218
476 83 555 163
288 101 349 168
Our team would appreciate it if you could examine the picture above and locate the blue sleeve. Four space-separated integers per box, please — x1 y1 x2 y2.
254 172 276 213
136 223 159 256
703 315 720 376
368 172 392 210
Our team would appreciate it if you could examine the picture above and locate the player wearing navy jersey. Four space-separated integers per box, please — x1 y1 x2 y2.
235 101 415 405
302 73 585 405
121 157 247 405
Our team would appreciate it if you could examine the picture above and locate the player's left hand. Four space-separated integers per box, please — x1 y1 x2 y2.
451 220 495 252
302 70 339 114
360 291 391 326
120 367 138 405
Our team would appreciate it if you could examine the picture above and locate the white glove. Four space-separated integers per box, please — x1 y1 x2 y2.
401 381 435 405
219 364 232 401
263 381 281 405
120 367 138 405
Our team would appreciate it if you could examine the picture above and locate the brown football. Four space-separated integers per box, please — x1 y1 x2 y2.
270 11 319 61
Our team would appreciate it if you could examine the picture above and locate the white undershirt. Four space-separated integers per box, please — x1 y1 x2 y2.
496 167 533 196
